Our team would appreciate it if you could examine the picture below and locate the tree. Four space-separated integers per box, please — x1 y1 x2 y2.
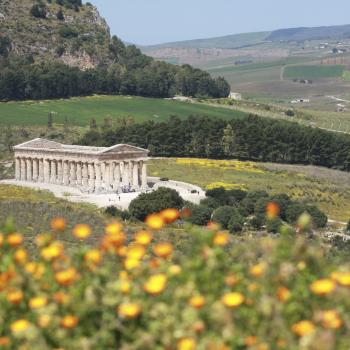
306 206 328 228
56 8 65 20
212 206 237 229
89 118 97 130
47 112 53 129
266 217 283 233
228 211 244 234
129 187 184 221
187 204 212 226
30 4 47 18
222 124 235 156
200 197 220 210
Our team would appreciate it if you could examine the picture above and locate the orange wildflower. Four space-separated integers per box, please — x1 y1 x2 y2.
0 337 10 346
266 202 280 219
7 290 24 305
117 303 141 319
14 248 28 264
29 296 48 310
188 295 206 309
10 320 30 334
51 217 66 232
84 249 102 266
321 310 343 329
213 231 230 246
144 273 167 295
41 242 64 261
225 274 239 287
160 208 180 224
7 233 23 247
249 262 267 277
61 315 79 329
0 233 3 247
54 291 70 305
145 213 165 230
126 244 146 260
221 292 245 308
134 230 152 245
55 268 78 287
153 242 173 258
245 336 258 346
331 271 350 287
310 279 336 296
72 224 91 240
105 222 123 235
292 320 315 337
38 315 51 328
177 337 196 350
277 287 291 302
181 207 192 218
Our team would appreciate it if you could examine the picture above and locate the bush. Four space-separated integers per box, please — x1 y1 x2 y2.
227 210 245 234
104 206 130 221
200 197 220 210
306 205 328 228
59 26 78 38
286 203 307 224
212 206 237 229
266 217 283 233
30 4 47 18
285 109 295 117
159 177 169 182
129 187 183 221
187 204 212 226
240 190 269 216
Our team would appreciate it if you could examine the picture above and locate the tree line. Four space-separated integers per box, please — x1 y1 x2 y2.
0 37 230 100
80 115 350 171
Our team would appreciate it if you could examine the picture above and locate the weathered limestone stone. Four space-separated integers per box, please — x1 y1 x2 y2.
13 138 149 193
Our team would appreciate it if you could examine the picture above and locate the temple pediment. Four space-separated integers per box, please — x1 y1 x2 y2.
100 144 149 155
14 138 63 150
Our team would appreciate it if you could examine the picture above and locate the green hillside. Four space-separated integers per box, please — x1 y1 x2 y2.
0 95 246 126
284 65 345 79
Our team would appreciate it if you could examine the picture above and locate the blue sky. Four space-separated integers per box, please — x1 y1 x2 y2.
88 0 350 45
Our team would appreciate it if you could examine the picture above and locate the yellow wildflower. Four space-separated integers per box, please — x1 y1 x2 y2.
221 292 245 308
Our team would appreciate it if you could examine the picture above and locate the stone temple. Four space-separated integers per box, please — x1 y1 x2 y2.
14 138 149 193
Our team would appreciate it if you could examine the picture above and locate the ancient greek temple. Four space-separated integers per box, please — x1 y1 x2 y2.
13 138 149 193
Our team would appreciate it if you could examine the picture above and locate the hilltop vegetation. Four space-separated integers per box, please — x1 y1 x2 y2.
0 0 230 101
80 115 350 171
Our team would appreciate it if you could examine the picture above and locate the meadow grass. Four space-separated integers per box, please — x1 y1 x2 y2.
0 95 246 126
148 158 350 222
284 65 345 79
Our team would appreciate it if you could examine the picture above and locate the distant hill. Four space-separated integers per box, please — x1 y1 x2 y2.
0 0 111 69
142 24 350 53
266 24 350 42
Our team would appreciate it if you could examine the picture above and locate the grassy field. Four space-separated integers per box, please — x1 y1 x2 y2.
148 158 350 222
0 95 246 126
284 65 345 79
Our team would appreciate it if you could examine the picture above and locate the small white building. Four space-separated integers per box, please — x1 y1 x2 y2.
229 92 242 100
291 98 310 104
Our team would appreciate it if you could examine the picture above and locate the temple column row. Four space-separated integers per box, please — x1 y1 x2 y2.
15 157 148 191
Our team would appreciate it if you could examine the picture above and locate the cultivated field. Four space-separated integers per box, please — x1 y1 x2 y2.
148 158 350 222
284 65 345 79
0 95 246 126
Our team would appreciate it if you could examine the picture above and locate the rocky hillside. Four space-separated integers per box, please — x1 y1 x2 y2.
0 0 111 69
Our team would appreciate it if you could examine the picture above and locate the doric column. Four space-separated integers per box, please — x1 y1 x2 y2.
26 158 32 182
132 161 139 188
50 160 57 184
15 158 21 181
104 162 111 190
128 161 133 186
113 162 121 189
63 161 69 186
43 159 50 183
123 162 130 186
32 159 38 182
95 163 101 190
141 161 147 188
57 160 63 185
76 162 82 186
20 158 26 181
82 163 89 187
110 162 115 187
88 163 95 190
69 161 76 186
38 159 44 183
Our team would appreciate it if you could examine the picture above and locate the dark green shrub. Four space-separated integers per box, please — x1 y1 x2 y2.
285 110 295 117
266 217 283 233
240 191 269 216
187 204 212 226
59 26 78 38
30 4 47 18
129 187 183 221
306 206 328 228
228 211 245 234
200 197 220 210
270 194 291 220
212 206 237 229
285 203 307 224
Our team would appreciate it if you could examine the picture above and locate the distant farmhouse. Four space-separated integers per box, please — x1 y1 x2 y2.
229 92 242 100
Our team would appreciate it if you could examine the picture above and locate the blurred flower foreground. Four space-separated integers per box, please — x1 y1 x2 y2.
0 208 349 350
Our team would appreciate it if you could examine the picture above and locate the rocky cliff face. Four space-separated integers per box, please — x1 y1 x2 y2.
0 0 112 69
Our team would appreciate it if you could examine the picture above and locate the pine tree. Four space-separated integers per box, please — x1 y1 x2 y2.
222 124 235 156
48 112 53 129
89 118 97 130
56 8 64 21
